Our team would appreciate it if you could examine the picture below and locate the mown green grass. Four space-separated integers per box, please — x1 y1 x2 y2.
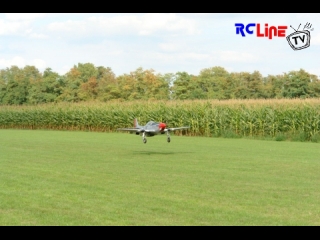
1 129 320 225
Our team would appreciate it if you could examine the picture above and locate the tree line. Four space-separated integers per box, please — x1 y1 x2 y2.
0 63 320 105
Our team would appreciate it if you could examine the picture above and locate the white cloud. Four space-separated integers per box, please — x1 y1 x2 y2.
159 43 184 52
312 33 320 45
31 59 47 70
0 56 46 71
219 51 258 62
48 19 85 33
28 33 49 39
179 52 210 61
0 19 29 35
137 51 213 66
0 18 47 37
48 14 199 37
225 67 234 73
304 68 320 77
137 13 198 35
57 65 73 75
0 56 26 67
5 13 46 21
0 13 47 36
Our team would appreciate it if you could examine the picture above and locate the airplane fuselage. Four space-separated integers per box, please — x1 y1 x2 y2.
117 118 189 143
140 121 166 137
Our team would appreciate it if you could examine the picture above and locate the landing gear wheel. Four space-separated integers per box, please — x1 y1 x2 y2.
167 137 171 143
143 138 147 144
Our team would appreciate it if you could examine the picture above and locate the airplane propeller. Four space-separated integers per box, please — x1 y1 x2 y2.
158 122 166 131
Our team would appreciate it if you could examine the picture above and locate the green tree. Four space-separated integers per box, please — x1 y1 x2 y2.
27 68 62 104
171 72 199 100
308 74 320 98
197 66 231 99
79 77 98 100
142 69 169 100
58 63 99 102
96 67 120 101
230 71 264 99
1 66 39 105
247 71 264 98
0 69 8 104
116 68 169 100
263 74 285 99
159 73 175 100
77 63 98 83
57 67 82 102
232 72 250 99
282 69 311 98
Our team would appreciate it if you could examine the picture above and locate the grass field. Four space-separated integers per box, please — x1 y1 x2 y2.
1 129 320 225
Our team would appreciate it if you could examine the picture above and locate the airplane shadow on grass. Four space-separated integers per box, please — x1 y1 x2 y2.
133 151 194 156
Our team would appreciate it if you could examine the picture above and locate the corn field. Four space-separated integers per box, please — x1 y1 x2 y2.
1 99 320 141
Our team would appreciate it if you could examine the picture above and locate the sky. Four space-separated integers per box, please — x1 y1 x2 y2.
0 13 320 78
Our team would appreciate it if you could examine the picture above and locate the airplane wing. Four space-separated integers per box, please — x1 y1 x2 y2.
166 126 190 132
117 128 143 132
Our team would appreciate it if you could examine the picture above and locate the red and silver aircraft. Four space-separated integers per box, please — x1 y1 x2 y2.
117 118 190 144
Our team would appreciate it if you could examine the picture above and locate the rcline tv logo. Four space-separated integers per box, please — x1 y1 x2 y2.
235 23 288 39
235 22 314 51
286 23 313 51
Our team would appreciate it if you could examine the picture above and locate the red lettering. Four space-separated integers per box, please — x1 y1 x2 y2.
265 24 268 38
277 26 287 37
268 26 277 39
252 24 288 39
256 24 264 37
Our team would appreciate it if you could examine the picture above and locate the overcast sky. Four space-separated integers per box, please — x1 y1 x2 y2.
1 13 319 77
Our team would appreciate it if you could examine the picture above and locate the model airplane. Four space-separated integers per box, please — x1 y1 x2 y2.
117 118 190 143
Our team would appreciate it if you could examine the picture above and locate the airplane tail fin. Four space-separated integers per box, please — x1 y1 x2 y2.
134 118 141 128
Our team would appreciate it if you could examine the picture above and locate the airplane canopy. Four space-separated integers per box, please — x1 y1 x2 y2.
147 121 159 126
